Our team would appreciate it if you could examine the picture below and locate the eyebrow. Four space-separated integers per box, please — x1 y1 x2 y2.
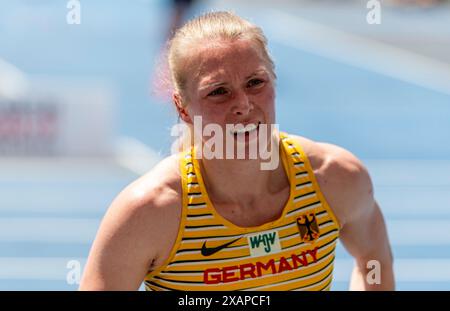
245 70 267 80
199 81 226 91
199 69 268 90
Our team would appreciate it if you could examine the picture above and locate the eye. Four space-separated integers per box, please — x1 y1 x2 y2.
247 78 264 88
208 87 228 97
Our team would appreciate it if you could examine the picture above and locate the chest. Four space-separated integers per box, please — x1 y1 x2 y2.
212 186 291 227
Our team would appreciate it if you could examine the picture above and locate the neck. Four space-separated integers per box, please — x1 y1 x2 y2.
196 140 287 208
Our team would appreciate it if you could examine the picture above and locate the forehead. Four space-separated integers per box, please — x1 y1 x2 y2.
188 39 268 85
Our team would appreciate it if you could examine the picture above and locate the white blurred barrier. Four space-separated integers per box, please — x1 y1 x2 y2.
0 58 29 101
0 59 117 157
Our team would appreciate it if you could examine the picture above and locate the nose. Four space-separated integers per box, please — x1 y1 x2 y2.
232 91 252 116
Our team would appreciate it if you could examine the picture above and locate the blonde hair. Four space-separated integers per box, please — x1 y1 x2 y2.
167 11 276 106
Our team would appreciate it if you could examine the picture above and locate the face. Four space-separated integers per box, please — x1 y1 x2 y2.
178 39 276 151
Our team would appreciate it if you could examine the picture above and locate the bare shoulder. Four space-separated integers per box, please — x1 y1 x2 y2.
289 135 374 228
99 153 182 268
80 153 184 289
118 153 182 214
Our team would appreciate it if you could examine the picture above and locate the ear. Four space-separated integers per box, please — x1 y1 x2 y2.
173 93 192 124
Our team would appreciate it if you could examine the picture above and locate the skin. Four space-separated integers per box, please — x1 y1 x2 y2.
79 38 395 291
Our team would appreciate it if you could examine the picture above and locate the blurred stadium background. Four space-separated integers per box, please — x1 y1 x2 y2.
0 0 449 290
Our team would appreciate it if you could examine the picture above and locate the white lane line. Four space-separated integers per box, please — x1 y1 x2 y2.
334 259 450 282
114 136 162 176
264 9 450 96
387 220 450 245
0 218 100 243
373 187 450 217
363 159 450 187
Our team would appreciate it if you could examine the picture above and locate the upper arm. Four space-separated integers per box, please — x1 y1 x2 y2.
340 199 392 265
79 158 182 291
319 143 393 264
79 190 159 290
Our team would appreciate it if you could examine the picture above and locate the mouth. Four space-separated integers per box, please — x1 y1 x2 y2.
229 122 261 136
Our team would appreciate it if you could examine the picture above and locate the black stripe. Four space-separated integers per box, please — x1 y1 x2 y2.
185 224 225 229
161 269 207 274
174 248 199 255
154 275 204 284
281 228 338 249
290 263 334 291
187 182 199 186
289 200 321 215
293 161 304 165
185 162 193 166
145 280 178 291
295 171 308 176
316 210 327 217
317 241 338 259
317 220 333 227
291 152 300 157
301 255 335 280
267 219 297 231
293 191 316 201
182 233 243 241
187 192 202 196
187 202 206 207
186 213 213 218
144 281 164 291
169 253 249 265
318 235 339 249
295 181 312 188
318 274 334 291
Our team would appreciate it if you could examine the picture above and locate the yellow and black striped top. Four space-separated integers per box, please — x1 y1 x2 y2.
144 132 340 291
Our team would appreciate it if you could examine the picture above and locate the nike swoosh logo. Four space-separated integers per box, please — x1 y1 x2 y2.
201 236 243 257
